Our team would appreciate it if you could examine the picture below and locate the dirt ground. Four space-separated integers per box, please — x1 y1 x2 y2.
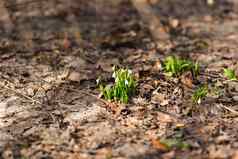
0 0 238 158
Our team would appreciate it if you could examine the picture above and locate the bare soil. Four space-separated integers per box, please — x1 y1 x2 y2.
0 0 238 159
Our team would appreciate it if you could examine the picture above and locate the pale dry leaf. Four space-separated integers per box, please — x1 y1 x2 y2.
0 101 7 118
169 19 180 28
153 60 162 71
156 112 178 123
232 151 238 159
209 145 233 159
97 58 120 72
151 92 169 106
0 96 18 118
67 71 89 82
151 138 167 151
181 72 193 88
161 151 176 159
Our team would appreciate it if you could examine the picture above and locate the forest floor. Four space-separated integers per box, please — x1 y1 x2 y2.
0 0 238 158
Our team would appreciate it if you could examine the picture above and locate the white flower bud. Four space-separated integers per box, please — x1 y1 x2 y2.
128 69 132 75
96 78 100 85
112 72 116 78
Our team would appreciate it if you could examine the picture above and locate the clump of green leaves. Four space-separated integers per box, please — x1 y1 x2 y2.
160 138 190 150
159 128 190 150
192 85 208 104
164 56 199 77
223 68 237 80
98 67 136 103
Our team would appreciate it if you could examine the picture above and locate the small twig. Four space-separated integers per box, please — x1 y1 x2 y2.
4 0 49 9
200 72 223 79
63 87 122 113
201 72 238 83
0 81 42 105
65 87 110 105
219 104 238 116
0 80 59 124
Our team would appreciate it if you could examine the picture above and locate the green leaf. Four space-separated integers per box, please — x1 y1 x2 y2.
164 56 200 77
224 68 237 80
98 67 136 103
192 85 208 104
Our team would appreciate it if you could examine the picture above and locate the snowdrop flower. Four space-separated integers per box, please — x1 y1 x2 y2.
125 80 129 85
96 78 100 85
128 69 132 75
112 72 116 78
198 98 201 104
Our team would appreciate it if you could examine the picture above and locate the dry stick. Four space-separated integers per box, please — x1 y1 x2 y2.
200 72 222 79
201 72 238 82
14 71 112 108
0 80 58 123
21 73 109 105
0 81 42 105
4 0 49 9
219 104 238 116
64 87 111 106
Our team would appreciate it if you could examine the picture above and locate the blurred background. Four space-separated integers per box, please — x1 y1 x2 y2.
0 0 237 49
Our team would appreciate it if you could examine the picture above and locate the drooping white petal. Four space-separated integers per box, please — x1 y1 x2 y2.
128 69 132 75
112 72 116 78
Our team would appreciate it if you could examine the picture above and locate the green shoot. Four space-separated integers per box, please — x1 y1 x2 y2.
192 85 208 104
98 67 136 103
193 62 200 77
223 68 237 81
164 56 200 77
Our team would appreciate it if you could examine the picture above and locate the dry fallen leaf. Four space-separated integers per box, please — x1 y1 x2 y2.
151 138 167 151
97 58 120 72
161 151 176 159
143 84 154 90
181 71 193 88
153 60 162 71
151 92 169 106
63 32 71 49
232 151 238 159
156 111 178 123
204 15 213 22
67 71 88 82
169 19 180 28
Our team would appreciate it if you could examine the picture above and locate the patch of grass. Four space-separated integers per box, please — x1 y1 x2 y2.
98 67 136 103
192 85 208 104
223 68 237 80
164 56 199 77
